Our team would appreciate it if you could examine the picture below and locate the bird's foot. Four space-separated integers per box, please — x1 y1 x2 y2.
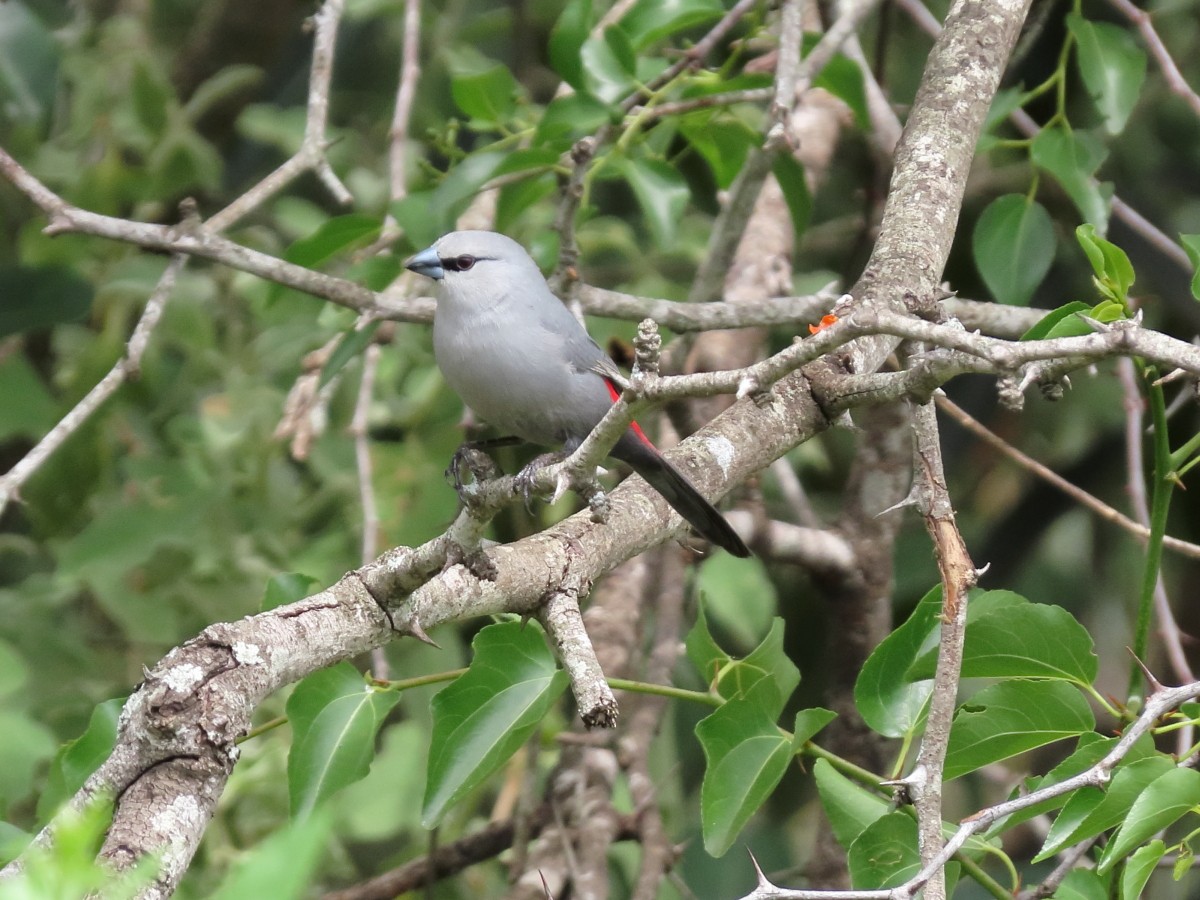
513 451 569 510
445 441 503 495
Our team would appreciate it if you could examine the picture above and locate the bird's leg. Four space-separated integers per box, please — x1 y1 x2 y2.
446 436 523 492
514 450 610 515
513 451 569 510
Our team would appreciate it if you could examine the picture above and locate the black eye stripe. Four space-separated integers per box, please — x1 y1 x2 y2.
440 254 482 272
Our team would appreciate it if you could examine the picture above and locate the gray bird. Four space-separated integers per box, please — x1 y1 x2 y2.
406 230 750 557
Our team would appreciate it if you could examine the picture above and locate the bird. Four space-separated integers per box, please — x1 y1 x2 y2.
405 230 750 557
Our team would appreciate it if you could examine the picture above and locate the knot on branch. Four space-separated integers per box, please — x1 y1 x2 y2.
141 640 241 758
633 319 662 378
997 374 1025 411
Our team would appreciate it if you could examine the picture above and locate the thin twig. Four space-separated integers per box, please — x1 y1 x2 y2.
1117 358 1194 754
936 392 1200 561
1106 0 1200 119
0 255 185 512
908 401 977 900
894 0 1193 275
743 680 1200 898
0 0 353 515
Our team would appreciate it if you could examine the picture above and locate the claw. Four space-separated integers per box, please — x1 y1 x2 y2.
514 451 568 510
445 442 502 495
550 471 572 505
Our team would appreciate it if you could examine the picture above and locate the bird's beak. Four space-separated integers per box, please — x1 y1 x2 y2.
405 246 444 281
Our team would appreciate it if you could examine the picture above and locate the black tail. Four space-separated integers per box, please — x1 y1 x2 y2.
614 438 751 557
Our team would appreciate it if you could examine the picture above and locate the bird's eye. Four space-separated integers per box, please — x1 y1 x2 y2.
443 254 475 272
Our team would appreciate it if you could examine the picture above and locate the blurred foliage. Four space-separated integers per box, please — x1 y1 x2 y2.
3 0 1200 897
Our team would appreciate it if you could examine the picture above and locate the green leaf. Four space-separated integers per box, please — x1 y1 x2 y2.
793 707 837 748
697 551 778 651
706 619 798 716
773 154 812 238
1031 127 1113 232
619 156 690 248
261 572 320 611
1053 868 1111 900
497 175 557 232
1067 15 1147 136
1077 223 1135 302
990 733 1129 836
972 195 1056 306
848 813 920 890
0 266 93 339
1121 840 1166 900
1098 767 1200 873
0 821 31 868
533 93 613 148
580 28 636 103
909 602 1097 684
285 214 381 269
1021 301 1092 341
349 254 405 292
392 151 506 248
287 663 401 818
319 321 381 390
0 798 158 899
714 662 778 712
0 353 57 441
813 758 890 850
446 48 520 124
696 685 793 857
1181 234 1200 300
736 618 800 716
422 621 568 827
236 104 307 154
0 2 59 125
813 52 868 129
679 112 755 190
944 680 1094 780
492 147 562 178
854 586 940 738
183 64 263 123
0 640 26 700
979 87 1026 151
548 0 593 90
131 60 173 137
0 710 56 809
210 811 333 900
1035 755 1176 861
38 698 125 821
686 601 732 687
620 0 723 50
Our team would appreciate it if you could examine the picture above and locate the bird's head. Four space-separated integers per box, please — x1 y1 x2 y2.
405 231 542 295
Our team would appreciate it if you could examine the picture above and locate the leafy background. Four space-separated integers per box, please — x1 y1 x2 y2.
2 0 1200 896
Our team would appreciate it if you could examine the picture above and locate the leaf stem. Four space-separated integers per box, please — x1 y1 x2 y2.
605 677 722 707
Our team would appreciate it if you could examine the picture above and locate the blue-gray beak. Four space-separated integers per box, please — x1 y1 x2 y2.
405 246 444 281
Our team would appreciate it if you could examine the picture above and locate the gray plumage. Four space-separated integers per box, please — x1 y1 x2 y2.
406 230 749 557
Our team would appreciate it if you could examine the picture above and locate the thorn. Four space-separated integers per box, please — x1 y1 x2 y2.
406 618 440 648
833 409 857 431
1127 648 1166 694
1079 314 1111 333
877 492 918 517
746 848 776 889
1154 367 1189 387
